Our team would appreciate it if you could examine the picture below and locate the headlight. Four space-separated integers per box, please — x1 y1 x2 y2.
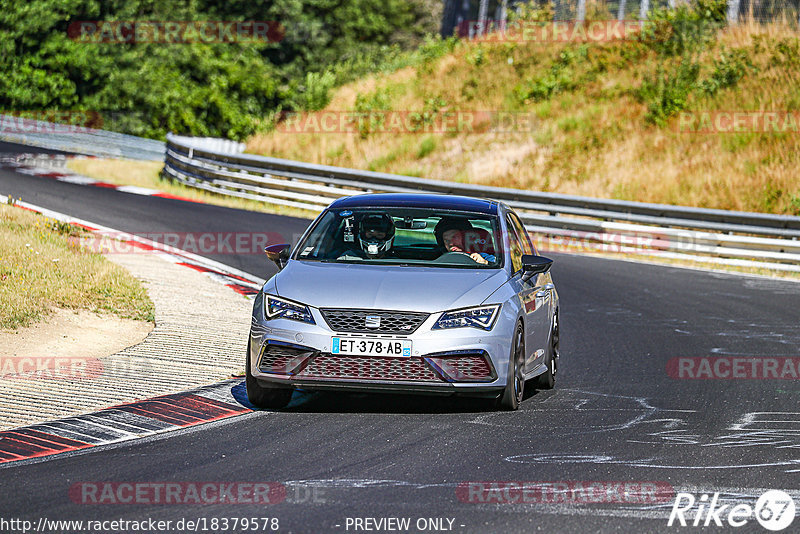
264 295 315 324
433 304 500 331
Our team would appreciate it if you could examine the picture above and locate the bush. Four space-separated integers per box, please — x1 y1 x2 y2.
640 58 701 125
353 87 393 138
637 0 750 125
466 46 487 67
299 71 336 111
770 38 800 67
508 2 555 23
416 136 437 158
642 0 727 57
514 46 588 103
698 48 753 96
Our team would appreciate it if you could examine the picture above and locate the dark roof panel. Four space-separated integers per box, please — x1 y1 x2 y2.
329 193 498 215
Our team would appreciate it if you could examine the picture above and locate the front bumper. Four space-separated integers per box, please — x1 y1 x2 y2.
249 302 514 396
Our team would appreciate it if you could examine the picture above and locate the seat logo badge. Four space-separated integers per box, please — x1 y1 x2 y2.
365 316 381 328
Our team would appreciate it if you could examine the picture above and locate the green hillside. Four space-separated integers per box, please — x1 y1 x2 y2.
248 1 800 214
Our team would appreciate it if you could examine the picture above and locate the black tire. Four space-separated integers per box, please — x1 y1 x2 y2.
498 323 525 410
532 309 558 390
246 341 293 409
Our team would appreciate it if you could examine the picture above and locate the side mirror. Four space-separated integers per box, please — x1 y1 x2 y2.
521 255 553 278
265 243 291 270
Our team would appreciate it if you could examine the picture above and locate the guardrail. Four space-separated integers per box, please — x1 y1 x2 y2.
164 133 800 272
0 114 165 161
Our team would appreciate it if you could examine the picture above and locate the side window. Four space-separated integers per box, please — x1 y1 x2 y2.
296 210 337 259
509 213 534 255
506 215 524 273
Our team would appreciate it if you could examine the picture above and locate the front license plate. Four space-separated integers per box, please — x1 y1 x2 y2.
331 337 412 357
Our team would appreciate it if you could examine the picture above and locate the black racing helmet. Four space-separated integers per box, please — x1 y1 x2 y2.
358 213 396 258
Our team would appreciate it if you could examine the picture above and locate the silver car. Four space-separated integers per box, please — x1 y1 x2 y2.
247 193 560 410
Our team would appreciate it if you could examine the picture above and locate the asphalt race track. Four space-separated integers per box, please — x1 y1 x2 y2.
1 142 799 533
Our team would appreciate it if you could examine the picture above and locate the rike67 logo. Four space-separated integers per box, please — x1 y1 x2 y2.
668 490 795 531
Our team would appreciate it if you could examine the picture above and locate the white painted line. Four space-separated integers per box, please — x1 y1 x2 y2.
57 175 98 185
116 185 160 195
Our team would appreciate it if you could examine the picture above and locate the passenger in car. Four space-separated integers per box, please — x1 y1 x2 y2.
434 218 496 265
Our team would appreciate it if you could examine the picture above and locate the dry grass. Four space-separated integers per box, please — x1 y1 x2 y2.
0 202 155 331
247 21 800 215
66 158 318 219
67 158 165 190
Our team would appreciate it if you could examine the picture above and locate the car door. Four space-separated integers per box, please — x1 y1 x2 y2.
507 212 551 372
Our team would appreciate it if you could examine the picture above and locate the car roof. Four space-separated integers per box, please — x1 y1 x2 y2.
329 193 500 215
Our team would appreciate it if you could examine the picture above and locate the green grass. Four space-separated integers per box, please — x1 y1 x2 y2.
0 202 155 330
416 136 437 158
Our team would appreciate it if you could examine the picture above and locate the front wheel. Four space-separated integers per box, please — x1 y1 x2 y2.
497 323 525 410
246 341 293 409
532 310 558 390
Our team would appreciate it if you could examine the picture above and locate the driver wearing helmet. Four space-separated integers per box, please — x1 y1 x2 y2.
358 213 396 258
337 213 397 260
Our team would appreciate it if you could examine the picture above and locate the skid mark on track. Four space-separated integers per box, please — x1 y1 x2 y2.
496 389 800 473
468 389 662 431
506 453 800 471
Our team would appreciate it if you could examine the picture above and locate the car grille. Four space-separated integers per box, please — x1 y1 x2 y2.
259 343 313 374
297 355 441 382
320 309 429 335
427 354 494 382
259 343 495 383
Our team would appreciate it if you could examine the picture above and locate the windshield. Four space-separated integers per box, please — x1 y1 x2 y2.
293 208 503 269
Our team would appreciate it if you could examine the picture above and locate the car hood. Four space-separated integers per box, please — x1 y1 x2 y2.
274 261 508 313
